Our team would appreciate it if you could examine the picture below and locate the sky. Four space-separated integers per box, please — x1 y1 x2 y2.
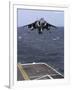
17 9 64 27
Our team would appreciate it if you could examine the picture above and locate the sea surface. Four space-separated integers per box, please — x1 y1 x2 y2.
17 26 64 75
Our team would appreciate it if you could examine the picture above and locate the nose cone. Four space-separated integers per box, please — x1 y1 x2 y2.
40 17 44 20
40 18 45 25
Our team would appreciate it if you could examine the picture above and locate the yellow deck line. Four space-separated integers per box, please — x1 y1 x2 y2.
17 63 30 80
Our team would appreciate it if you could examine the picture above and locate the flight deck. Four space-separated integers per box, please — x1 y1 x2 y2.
17 63 64 81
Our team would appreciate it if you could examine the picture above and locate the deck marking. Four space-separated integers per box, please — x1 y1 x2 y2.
44 63 63 77
35 74 53 80
20 63 64 80
30 74 58 78
21 63 63 76
17 63 30 80
47 75 53 79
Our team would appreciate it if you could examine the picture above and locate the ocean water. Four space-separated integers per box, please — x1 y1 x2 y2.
17 26 64 75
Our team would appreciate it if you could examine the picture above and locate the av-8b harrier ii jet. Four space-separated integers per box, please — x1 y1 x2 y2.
25 18 57 34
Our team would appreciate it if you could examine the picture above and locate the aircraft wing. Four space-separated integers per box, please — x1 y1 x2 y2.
47 23 57 28
24 21 37 30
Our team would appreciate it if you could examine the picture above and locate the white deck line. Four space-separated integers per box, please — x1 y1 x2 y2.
20 62 63 77
30 75 43 78
21 62 45 65
48 75 53 79
34 74 53 80
44 63 63 77
30 74 59 79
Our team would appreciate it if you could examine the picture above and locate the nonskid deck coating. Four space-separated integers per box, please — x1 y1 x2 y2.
17 63 64 81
